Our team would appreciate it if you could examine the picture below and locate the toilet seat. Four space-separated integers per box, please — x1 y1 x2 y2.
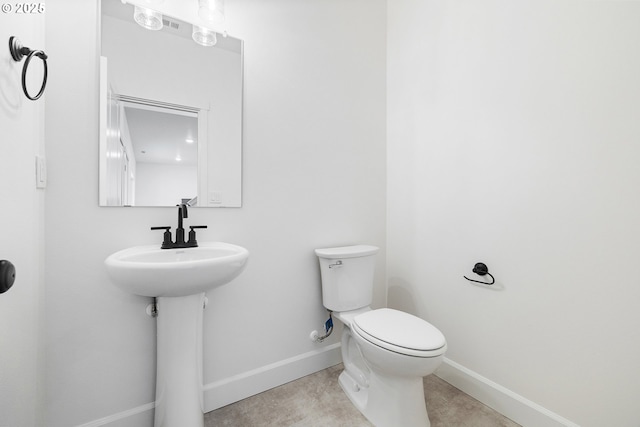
352 308 446 358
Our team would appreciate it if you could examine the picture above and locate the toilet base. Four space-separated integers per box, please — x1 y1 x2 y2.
338 370 368 413
339 368 430 427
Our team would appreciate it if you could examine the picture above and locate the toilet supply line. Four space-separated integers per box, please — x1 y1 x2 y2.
309 311 333 343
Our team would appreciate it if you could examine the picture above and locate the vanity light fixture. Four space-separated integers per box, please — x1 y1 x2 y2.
125 0 226 46
198 0 225 25
192 25 217 47
133 6 163 31
185 138 195 144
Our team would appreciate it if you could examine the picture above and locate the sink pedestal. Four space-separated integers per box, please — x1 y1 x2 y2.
154 293 205 427
104 242 250 427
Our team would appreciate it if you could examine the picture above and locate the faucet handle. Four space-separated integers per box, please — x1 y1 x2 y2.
187 225 207 246
151 226 173 249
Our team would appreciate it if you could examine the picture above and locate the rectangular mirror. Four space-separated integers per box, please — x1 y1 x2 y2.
99 0 243 207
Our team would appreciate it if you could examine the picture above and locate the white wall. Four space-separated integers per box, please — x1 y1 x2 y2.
0 10 45 427
44 0 386 426
135 163 197 206
387 1 640 426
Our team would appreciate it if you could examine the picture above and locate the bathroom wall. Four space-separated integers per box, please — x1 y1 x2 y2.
44 0 386 425
135 164 197 206
387 1 640 426
0 10 46 427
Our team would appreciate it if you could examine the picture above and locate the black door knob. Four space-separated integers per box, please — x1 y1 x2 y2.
0 260 16 294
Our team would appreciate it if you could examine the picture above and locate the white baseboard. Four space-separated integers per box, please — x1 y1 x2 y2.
76 343 341 426
436 358 580 427
76 402 154 427
77 350 582 427
203 342 342 412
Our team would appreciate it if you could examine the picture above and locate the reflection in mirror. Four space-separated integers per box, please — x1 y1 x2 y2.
106 97 200 206
99 0 243 207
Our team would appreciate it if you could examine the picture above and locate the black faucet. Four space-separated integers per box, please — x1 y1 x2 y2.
151 204 208 249
175 203 188 246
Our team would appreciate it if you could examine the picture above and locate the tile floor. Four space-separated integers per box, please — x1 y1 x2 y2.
205 364 521 426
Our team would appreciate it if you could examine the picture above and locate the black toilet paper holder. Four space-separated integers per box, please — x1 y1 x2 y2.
463 262 495 285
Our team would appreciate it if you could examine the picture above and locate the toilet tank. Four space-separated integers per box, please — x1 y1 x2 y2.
315 245 379 312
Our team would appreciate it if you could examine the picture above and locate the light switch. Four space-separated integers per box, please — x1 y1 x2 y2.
35 156 46 189
209 191 222 204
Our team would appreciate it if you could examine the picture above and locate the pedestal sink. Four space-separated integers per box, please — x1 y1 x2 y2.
105 242 249 427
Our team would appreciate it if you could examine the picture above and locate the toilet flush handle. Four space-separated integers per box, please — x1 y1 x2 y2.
329 260 343 269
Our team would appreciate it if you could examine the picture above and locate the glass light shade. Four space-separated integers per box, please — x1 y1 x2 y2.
198 0 225 25
192 26 218 47
133 6 163 31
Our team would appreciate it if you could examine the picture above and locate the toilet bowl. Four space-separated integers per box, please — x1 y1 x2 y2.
315 245 447 427
335 308 446 427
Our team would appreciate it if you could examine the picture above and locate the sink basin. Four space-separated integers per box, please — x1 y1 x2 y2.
105 242 249 297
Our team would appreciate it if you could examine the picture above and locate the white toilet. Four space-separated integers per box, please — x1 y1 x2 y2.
315 245 447 427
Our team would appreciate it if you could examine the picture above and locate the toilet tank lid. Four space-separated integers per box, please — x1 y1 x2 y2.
315 245 379 259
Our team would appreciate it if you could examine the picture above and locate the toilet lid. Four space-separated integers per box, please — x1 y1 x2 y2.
353 308 446 354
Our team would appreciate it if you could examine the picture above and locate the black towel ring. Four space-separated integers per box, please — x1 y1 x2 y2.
463 262 495 285
9 36 48 101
